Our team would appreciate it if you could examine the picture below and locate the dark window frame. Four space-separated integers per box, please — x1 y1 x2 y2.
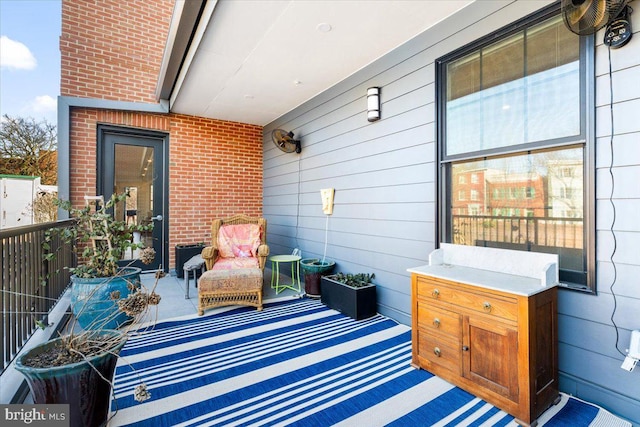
435 3 596 293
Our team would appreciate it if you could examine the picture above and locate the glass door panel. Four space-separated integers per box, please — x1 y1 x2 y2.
100 129 165 272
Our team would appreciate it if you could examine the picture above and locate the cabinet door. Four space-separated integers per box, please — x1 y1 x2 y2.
462 315 519 402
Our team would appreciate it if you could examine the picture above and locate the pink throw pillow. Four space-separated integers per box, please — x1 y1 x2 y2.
217 223 261 258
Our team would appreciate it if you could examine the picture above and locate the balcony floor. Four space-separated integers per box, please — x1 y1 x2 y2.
142 266 305 322
6 270 633 426
109 291 633 427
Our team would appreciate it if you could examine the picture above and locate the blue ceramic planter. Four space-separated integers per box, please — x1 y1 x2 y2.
15 330 125 427
70 267 141 330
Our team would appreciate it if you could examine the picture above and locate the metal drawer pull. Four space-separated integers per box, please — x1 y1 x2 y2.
434 347 441 357
432 289 440 298
462 346 469 351
433 318 440 328
483 302 492 312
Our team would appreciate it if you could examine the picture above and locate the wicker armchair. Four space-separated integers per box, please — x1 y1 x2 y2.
201 214 269 271
198 215 269 315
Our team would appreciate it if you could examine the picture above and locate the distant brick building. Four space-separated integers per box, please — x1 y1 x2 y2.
451 168 547 218
485 171 547 218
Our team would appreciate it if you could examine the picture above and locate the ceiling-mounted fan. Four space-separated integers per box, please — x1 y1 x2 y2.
271 129 301 154
562 0 633 48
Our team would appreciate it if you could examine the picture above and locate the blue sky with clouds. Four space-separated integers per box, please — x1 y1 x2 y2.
0 0 61 125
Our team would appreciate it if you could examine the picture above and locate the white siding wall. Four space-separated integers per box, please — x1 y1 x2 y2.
263 1 640 424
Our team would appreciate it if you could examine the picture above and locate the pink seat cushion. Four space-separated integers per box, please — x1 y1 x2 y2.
217 224 261 259
212 257 260 270
199 267 262 293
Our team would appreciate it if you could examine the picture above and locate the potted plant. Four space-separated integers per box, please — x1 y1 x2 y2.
300 258 335 298
14 191 160 426
15 296 159 426
49 192 155 330
321 272 377 320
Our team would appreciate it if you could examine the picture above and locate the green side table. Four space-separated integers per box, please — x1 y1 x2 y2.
270 255 301 294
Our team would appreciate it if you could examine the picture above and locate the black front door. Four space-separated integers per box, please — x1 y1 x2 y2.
98 125 168 272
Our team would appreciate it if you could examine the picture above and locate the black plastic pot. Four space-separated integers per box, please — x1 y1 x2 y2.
321 275 377 320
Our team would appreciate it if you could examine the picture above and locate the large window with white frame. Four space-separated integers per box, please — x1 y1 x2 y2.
436 4 595 292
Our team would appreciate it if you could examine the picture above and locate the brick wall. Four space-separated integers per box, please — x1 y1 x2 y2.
62 0 265 270
168 115 263 251
69 109 263 269
60 0 173 102
68 109 171 207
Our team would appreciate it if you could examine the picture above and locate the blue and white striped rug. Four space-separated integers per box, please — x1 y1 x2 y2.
110 299 630 426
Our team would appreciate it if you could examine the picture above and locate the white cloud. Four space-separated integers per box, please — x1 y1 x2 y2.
30 95 57 113
14 95 58 123
0 35 37 70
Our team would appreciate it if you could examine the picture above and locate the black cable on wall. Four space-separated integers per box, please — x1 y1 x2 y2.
606 44 626 358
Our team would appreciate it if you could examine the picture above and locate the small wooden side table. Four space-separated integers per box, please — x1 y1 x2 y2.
270 255 301 294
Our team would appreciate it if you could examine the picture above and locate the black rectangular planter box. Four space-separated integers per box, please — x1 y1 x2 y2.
320 275 377 320
175 243 205 278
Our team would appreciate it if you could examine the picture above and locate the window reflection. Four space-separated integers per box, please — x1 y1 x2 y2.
449 148 584 271
114 144 155 260
439 6 592 289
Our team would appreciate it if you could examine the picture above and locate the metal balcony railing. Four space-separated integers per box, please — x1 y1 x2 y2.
0 220 76 373
452 214 583 249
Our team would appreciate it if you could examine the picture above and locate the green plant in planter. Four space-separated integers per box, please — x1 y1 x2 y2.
15 192 162 426
45 192 158 330
331 272 375 288
321 272 377 320
16 283 161 426
47 192 154 278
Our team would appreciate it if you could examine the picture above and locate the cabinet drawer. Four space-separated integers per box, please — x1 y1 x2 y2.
417 330 461 374
417 278 518 322
417 302 461 337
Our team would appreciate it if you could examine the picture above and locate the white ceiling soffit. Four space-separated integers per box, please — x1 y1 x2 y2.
167 0 475 126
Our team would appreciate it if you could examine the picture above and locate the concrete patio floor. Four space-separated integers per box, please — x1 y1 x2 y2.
140 266 306 322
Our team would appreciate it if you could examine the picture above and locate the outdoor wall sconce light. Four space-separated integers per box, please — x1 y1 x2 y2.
367 87 380 122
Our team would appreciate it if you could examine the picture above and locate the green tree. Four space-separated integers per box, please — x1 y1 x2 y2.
0 115 57 184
